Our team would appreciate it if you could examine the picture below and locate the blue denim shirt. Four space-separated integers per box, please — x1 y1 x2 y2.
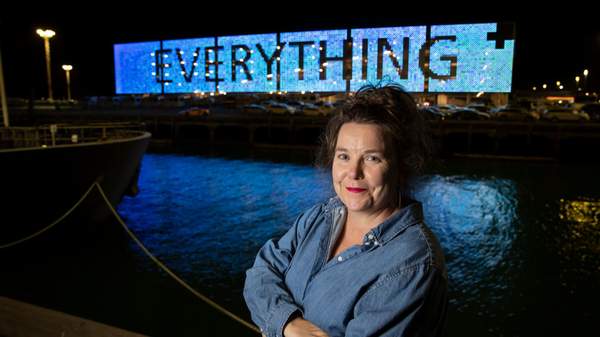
244 196 448 337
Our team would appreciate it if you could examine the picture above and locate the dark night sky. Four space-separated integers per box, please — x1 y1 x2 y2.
2 4 599 99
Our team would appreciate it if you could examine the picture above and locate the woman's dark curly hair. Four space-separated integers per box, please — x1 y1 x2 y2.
316 83 433 193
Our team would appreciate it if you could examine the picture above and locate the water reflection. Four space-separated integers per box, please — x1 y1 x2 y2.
118 154 332 302
120 155 524 314
116 154 599 335
560 198 600 224
557 198 600 291
413 176 519 314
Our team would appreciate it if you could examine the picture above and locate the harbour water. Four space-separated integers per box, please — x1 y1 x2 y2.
2 151 599 336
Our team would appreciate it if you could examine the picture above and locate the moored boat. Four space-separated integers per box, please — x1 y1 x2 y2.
0 123 151 244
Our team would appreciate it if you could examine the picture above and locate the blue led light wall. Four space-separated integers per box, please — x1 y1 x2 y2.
114 23 515 94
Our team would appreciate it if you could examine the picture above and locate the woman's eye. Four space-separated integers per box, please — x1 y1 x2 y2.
337 153 348 160
366 155 381 162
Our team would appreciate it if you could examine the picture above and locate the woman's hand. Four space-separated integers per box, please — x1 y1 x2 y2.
283 317 330 337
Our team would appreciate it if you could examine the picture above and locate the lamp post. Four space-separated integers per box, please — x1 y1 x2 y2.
583 69 589 92
576 76 580 92
62 65 73 101
36 29 55 101
1 47 9 127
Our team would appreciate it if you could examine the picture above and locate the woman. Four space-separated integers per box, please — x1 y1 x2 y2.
244 84 448 337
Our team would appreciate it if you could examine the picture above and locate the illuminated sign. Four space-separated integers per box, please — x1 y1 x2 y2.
114 23 515 94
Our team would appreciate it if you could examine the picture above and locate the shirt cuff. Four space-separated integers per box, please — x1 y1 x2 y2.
267 304 302 337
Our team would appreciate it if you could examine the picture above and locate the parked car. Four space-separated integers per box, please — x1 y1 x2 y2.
541 108 590 122
268 102 297 114
493 107 539 121
177 106 210 117
451 108 491 120
434 104 458 116
580 103 600 122
420 106 447 120
466 103 492 114
315 101 337 115
286 100 305 113
301 103 323 116
242 104 268 114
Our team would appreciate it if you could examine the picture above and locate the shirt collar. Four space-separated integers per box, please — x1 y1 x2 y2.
324 196 424 245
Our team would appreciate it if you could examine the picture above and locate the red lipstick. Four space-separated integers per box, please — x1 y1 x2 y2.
346 187 367 193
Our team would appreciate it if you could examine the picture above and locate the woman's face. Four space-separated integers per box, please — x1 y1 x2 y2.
332 122 399 214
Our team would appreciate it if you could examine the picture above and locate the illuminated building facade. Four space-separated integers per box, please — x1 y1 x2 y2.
114 22 515 104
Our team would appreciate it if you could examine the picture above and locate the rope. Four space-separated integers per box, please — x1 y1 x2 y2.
0 182 99 249
0 180 261 334
94 182 261 334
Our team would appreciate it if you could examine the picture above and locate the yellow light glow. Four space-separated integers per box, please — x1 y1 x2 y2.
62 65 73 71
36 29 56 38
546 96 575 102
560 198 600 224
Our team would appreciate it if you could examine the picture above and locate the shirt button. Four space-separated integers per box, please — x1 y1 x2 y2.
368 234 374 240
337 256 343 262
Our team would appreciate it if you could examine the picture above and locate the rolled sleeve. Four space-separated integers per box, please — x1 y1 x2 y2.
345 264 448 337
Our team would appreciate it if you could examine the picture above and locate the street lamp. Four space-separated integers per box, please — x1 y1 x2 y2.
583 69 589 91
1 47 9 127
62 65 73 101
36 28 56 101
576 76 580 91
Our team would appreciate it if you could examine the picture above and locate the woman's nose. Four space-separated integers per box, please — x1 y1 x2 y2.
348 160 363 179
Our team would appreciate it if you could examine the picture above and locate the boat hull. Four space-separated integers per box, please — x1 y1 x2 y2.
0 131 151 244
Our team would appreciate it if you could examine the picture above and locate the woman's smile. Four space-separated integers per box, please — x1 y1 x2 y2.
346 187 367 193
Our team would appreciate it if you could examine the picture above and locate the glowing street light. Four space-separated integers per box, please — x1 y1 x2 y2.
36 29 56 101
1 47 9 127
583 69 589 91
62 65 73 101
543 84 547 90
576 76 580 91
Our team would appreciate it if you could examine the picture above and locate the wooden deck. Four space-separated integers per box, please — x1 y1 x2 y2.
0 297 148 337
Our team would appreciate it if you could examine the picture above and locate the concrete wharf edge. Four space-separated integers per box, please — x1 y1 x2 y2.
0 297 148 337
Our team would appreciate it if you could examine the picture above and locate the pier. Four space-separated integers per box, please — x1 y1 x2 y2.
0 297 147 337
13 106 600 161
